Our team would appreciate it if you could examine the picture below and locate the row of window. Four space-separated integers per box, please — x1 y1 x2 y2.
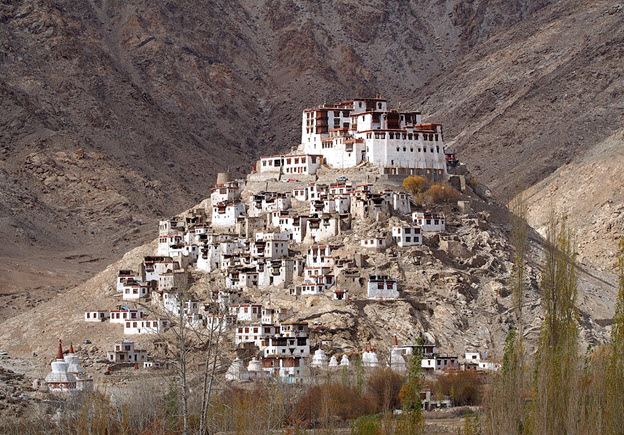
396 146 440 153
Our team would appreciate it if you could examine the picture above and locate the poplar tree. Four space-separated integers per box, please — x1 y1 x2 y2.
605 237 624 433
533 216 579 434
484 195 529 434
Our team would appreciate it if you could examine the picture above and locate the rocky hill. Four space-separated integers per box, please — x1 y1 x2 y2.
0 165 614 384
1 0 556 298
409 0 623 275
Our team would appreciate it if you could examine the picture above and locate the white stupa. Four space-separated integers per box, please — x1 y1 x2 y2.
389 335 407 373
311 348 328 368
247 357 264 379
64 343 93 391
226 358 250 381
362 346 379 368
340 355 350 366
45 340 75 392
328 356 338 367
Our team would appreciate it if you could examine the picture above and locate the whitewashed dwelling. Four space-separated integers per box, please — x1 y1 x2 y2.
212 202 246 229
261 355 310 383
229 303 263 323
412 212 446 232
360 236 387 250
124 319 170 335
110 308 144 324
367 275 399 299
107 339 148 364
392 226 423 247
258 154 322 176
421 355 460 372
84 311 108 322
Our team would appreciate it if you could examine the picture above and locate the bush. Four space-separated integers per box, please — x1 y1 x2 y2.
402 176 428 195
294 382 373 428
436 370 483 406
350 414 381 435
424 183 460 204
367 368 405 412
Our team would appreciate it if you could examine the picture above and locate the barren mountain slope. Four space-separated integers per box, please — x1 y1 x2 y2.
411 0 624 202
0 0 553 293
522 127 624 271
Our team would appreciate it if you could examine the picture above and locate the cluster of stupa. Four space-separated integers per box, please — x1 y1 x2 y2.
310 347 350 368
361 346 380 368
43 340 93 393
225 357 265 381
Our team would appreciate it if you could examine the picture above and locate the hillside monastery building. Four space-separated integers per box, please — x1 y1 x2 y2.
301 97 447 175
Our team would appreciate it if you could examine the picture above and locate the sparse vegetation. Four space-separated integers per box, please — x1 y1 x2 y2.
424 182 461 203
402 176 428 195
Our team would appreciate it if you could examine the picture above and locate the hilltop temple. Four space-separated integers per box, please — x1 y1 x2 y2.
300 96 447 175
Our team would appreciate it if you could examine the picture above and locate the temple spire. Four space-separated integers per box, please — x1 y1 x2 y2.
56 339 63 360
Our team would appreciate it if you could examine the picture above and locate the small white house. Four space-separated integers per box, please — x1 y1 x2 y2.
412 212 445 232
392 192 411 214
211 183 240 205
258 154 322 175
305 216 339 243
367 274 399 299
333 288 349 301
107 339 148 363
212 202 246 228
421 355 460 371
261 355 310 383
124 319 170 335
110 309 144 324
122 283 151 300
84 311 108 322
360 237 387 250
235 324 278 346
229 304 263 323
292 187 308 202
306 245 337 268
392 226 423 247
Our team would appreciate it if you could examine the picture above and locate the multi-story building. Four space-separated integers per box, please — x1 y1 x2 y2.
301 97 447 175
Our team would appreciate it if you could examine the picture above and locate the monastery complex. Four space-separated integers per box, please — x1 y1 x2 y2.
45 97 498 395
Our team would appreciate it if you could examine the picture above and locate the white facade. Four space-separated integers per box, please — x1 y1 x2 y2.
110 309 144 324
367 274 399 299
412 212 446 232
107 339 148 363
274 214 307 243
258 154 322 175
252 232 289 259
305 217 338 243
122 283 151 300
235 324 278 346
124 319 170 335
229 304 262 323
211 183 241 205
306 245 336 268
421 356 460 371
301 98 446 174
212 202 246 229
360 237 387 249
263 335 310 357
392 226 423 247
392 192 411 214
84 311 108 322
261 355 310 383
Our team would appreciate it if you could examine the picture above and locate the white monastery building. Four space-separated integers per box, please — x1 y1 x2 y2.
413 212 446 232
301 97 447 175
367 274 399 299
392 226 423 247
